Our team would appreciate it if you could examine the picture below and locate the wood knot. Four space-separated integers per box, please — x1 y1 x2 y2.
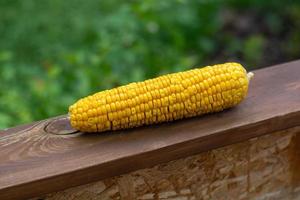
45 116 79 135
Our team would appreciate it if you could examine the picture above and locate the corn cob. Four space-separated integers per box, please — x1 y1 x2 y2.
69 62 253 132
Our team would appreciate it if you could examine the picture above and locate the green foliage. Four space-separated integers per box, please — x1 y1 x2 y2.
243 35 265 67
0 0 300 128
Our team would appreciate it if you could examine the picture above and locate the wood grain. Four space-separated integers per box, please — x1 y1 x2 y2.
291 126 300 198
0 60 300 200
40 127 300 200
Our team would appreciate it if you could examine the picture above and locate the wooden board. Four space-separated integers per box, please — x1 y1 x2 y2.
42 127 300 200
0 60 300 200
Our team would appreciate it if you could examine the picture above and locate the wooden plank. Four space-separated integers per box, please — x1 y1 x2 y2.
291 126 300 197
0 60 300 200
42 127 300 200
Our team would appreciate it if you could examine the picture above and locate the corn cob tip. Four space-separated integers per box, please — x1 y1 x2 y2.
247 72 254 80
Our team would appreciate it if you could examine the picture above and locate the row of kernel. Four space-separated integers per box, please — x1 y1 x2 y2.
98 78 172 129
77 65 246 132
113 76 183 127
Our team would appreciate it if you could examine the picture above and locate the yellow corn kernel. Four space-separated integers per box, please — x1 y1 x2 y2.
69 62 253 132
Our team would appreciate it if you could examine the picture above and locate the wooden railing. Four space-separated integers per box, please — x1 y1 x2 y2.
0 60 300 200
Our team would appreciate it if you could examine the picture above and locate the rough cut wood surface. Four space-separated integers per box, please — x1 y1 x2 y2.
0 60 300 200
38 127 300 200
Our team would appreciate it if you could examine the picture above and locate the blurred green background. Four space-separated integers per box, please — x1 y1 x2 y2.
1 0 300 129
